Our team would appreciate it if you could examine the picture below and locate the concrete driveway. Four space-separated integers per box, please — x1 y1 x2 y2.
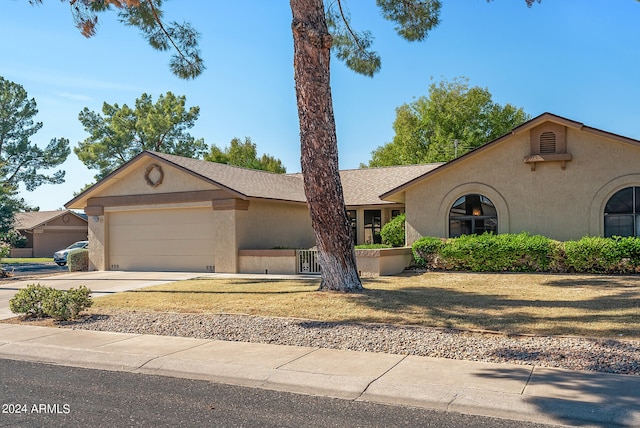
0 271 211 320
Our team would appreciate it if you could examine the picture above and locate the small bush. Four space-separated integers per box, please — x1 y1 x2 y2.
380 214 405 247
9 284 53 318
42 286 93 321
412 236 444 268
9 284 92 320
67 249 89 272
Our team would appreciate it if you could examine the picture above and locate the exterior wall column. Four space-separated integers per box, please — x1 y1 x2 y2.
85 206 106 271
212 199 250 273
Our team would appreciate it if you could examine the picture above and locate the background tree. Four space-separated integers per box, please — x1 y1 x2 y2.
28 0 537 292
368 77 530 167
205 137 287 173
0 76 69 230
75 91 208 181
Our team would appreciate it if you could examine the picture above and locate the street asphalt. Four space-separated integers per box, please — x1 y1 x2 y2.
0 271 638 427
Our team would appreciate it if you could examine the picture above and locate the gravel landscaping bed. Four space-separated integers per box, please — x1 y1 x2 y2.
62 310 640 376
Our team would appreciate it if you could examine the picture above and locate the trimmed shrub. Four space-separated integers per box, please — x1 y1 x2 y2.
9 284 92 320
412 233 559 272
380 214 405 247
9 284 53 318
41 286 93 321
564 236 624 273
68 249 89 272
615 236 640 271
412 236 444 268
433 233 554 272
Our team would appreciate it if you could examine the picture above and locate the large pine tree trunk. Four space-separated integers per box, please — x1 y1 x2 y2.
290 0 363 292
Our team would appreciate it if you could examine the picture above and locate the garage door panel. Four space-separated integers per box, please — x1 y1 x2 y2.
109 255 211 272
108 208 215 272
110 224 214 241
113 239 214 256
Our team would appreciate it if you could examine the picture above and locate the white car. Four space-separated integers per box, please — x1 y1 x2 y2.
53 241 88 266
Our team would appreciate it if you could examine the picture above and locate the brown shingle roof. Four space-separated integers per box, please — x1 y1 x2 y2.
148 151 307 203
338 164 443 205
14 210 86 230
151 152 442 206
67 150 445 208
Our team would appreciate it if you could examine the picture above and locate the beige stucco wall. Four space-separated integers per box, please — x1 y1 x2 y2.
405 125 640 243
88 216 106 271
238 249 297 274
81 158 222 272
355 248 413 276
99 158 218 197
236 200 315 250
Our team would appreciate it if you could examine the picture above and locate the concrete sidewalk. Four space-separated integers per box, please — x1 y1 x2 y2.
0 323 638 427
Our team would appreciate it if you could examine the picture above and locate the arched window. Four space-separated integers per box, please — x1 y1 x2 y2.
604 186 640 237
449 194 498 237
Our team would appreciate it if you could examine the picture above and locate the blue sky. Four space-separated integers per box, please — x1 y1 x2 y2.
3 1 640 211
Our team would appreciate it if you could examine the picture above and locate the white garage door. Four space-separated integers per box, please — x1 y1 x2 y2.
108 208 215 272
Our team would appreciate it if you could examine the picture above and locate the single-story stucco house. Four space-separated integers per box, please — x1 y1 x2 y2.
12 210 88 258
66 112 640 274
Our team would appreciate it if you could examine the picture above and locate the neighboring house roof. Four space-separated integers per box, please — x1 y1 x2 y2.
13 210 87 231
380 112 640 201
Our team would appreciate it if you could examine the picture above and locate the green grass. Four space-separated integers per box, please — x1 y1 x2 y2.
91 272 640 339
2 258 53 264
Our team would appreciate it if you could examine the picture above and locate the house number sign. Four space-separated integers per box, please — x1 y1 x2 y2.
145 164 164 187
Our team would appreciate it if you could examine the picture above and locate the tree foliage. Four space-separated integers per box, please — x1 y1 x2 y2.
368 77 530 166
0 76 70 191
28 0 204 79
75 91 208 181
26 0 540 292
205 137 287 174
0 76 68 232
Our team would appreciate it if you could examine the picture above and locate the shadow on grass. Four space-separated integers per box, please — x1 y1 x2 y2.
127 278 320 294
353 283 639 338
129 289 313 295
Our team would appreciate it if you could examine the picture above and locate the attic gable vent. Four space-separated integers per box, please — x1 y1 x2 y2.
539 131 556 154
525 123 572 171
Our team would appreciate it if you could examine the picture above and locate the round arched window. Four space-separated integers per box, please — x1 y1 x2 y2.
449 194 497 237
604 186 640 237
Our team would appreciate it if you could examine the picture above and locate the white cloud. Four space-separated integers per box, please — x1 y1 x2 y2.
52 91 92 102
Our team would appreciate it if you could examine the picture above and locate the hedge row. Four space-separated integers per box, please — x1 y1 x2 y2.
412 233 640 274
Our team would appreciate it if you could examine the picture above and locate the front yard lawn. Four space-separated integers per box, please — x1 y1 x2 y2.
91 272 640 339
2 258 53 264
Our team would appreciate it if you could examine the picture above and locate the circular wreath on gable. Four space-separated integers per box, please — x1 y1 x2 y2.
145 163 164 187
